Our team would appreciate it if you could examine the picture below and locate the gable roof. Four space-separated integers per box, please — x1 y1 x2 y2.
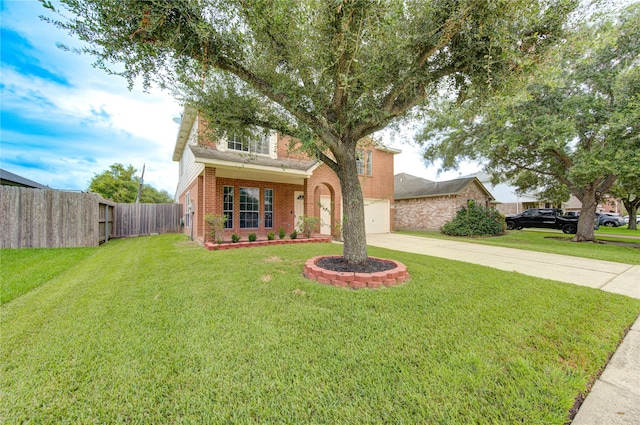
394 173 494 200
0 168 50 189
172 106 198 161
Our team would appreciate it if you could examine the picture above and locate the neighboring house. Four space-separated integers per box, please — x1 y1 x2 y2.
598 196 625 214
173 107 400 244
0 168 50 189
470 172 621 214
394 173 495 231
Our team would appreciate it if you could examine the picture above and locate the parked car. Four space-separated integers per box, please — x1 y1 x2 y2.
596 212 626 227
505 208 580 234
561 210 603 229
622 215 640 225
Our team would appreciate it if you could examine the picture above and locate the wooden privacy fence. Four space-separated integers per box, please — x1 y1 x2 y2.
114 203 183 237
0 186 182 249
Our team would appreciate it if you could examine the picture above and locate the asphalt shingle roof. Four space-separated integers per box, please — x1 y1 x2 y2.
0 168 50 189
189 145 318 172
394 172 493 200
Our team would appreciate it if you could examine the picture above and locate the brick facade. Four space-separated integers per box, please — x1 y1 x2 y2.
395 180 493 231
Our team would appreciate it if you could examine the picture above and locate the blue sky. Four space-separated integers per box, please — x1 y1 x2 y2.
0 1 477 196
1 0 183 194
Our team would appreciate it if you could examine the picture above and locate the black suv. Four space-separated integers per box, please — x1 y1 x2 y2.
505 208 580 234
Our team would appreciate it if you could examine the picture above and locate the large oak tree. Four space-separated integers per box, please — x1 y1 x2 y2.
419 4 640 242
43 0 576 264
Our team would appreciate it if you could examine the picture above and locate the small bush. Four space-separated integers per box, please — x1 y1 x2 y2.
231 234 241 243
297 215 321 238
290 230 298 239
441 203 505 237
204 214 227 244
248 233 257 242
278 227 286 239
267 232 275 240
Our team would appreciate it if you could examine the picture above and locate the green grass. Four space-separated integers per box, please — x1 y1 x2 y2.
596 225 640 236
0 246 98 304
399 229 640 265
2 234 639 424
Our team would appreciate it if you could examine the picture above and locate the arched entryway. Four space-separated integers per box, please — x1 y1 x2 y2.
311 182 339 237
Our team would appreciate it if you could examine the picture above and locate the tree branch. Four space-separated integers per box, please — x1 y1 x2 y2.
493 150 573 188
351 64 459 141
381 6 472 113
213 55 339 147
329 4 365 128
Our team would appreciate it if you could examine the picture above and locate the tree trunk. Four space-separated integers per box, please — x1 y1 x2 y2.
335 152 368 266
574 186 599 242
622 196 639 231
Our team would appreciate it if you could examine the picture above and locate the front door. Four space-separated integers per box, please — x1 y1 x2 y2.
294 191 304 233
319 195 331 235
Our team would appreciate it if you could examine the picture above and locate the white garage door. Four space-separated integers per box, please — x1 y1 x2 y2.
364 198 389 234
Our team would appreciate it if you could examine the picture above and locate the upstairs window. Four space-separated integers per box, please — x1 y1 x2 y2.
227 135 270 155
356 150 372 176
356 150 365 175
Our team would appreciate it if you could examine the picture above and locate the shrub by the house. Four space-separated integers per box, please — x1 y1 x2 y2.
297 215 321 238
441 202 505 237
204 214 227 244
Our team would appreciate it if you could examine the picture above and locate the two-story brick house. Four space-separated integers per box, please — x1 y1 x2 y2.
173 107 399 244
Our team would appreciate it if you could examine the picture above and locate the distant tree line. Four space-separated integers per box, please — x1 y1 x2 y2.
88 163 173 204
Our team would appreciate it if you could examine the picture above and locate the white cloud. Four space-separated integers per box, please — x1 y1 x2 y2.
1 0 183 195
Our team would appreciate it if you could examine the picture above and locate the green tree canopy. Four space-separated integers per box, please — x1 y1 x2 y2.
88 163 173 203
419 4 640 242
610 172 640 231
45 0 577 264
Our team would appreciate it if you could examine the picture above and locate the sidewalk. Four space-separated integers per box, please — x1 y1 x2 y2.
366 233 640 425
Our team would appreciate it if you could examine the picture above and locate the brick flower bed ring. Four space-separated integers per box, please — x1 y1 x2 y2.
303 256 409 289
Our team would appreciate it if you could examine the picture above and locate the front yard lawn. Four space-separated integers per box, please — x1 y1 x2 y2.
2 234 639 424
0 246 98 304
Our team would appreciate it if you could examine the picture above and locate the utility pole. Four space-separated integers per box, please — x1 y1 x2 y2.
135 163 145 204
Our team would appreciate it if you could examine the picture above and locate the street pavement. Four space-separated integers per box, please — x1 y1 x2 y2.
366 233 640 425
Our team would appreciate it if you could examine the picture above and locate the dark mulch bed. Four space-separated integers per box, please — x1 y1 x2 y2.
317 257 396 274
545 236 640 249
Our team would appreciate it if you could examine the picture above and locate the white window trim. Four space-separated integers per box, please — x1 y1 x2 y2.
356 149 365 175
268 131 277 159
264 188 274 228
185 192 191 228
217 130 276 157
239 187 260 229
